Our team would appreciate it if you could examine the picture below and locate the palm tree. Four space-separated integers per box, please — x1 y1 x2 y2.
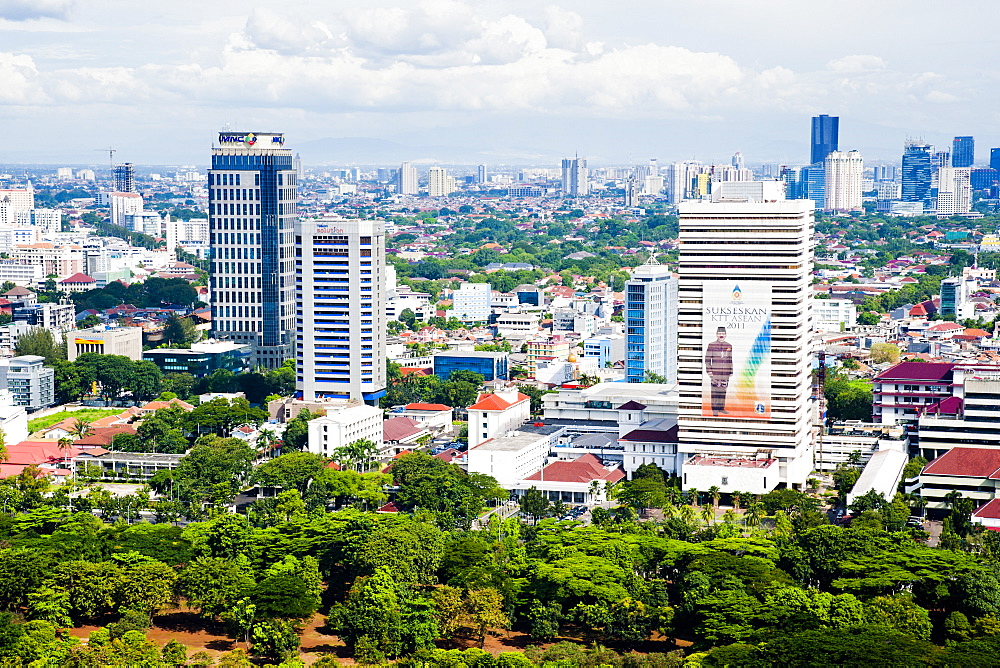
709 485 721 509
662 502 677 520
911 494 928 518
944 490 963 511
588 480 602 503
745 502 764 530
700 505 715 526
0 427 7 463
679 504 696 527
722 509 738 525
255 428 278 455
732 491 744 510
69 419 92 440
687 487 700 507
665 486 681 506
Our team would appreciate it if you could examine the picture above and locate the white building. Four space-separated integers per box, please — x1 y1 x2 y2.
67 325 144 361
467 387 531 448
394 403 454 435
824 150 864 212
296 217 386 403
542 382 678 431
0 390 28 444
16 209 62 235
166 218 211 256
305 402 384 458
0 226 38 253
712 180 785 203
427 167 456 197
398 161 418 195
0 355 54 411
561 157 588 197
0 188 34 226
452 283 492 322
108 192 144 227
813 298 858 332
466 425 563 487
676 199 815 492
936 167 972 216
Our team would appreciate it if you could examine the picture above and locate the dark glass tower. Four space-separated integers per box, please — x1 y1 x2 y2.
901 141 932 204
810 115 839 165
209 132 297 368
952 136 974 168
990 147 1000 172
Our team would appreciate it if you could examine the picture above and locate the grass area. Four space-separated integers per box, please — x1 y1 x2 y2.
28 408 124 435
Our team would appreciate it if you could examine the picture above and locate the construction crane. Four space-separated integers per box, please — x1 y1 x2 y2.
95 146 117 168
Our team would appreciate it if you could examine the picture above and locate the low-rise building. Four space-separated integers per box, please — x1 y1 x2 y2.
143 341 251 377
394 403 454 435
521 453 623 504
466 424 565 487
467 388 531 447
306 402 384 458
67 325 144 361
682 453 779 496
909 447 1000 511
382 416 429 455
13 303 75 332
813 298 858 332
432 351 509 381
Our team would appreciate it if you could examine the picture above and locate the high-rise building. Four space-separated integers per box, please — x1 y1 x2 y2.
901 140 933 205
625 257 677 384
676 199 814 492
823 150 864 212
802 164 825 207
109 192 143 227
731 151 744 170
0 187 34 226
113 163 135 193
952 136 975 168
16 209 62 235
427 167 455 197
293 153 304 181
667 162 704 204
936 167 972 216
810 115 839 165
397 161 418 195
295 217 386 404
561 157 588 197
990 148 1000 173
453 282 492 322
623 175 638 207
476 164 487 184
209 131 296 368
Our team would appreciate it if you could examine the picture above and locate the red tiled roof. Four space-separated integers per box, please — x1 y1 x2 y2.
59 272 95 284
399 367 432 377
404 403 451 411
141 398 195 411
383 417 423 441
875 361 955 383
469 392 529 411
927 322 964 332
923 447 1000 478
924 396 963 415
973 498 1000 520
524 453 625 484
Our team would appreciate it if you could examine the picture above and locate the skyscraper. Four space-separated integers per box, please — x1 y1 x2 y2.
810 115 839 165
209 131 296 368
990 148 1000 172
561 157 588 197
823 150 864 212
936 167 972 216
625 257 677 384
296 217 386 404
901 140 933 204
397 161 418 195
427 167 455 197
731 151 744 170
476 164 487 184
952 136 975 168
676 198 814 491
113 163 134 193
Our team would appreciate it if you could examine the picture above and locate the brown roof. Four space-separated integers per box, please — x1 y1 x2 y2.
524 453 625 484
923 447 1000 478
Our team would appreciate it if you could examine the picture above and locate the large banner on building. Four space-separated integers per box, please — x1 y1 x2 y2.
702 281 771 419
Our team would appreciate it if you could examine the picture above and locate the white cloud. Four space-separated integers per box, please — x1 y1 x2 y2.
0 0 72 21
826 54 886 73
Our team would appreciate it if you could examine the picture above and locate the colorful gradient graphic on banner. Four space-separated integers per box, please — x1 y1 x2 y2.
701 281 772 419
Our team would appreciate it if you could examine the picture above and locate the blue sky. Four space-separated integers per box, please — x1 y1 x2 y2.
0 0 997 166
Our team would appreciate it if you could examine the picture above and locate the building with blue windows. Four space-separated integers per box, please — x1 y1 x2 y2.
296 218 386 404
143 341 251 378
810 115 839 165
625 258 677 384
209 132 297 369
433 351 508 382
902 140 933 205
952 136 975 168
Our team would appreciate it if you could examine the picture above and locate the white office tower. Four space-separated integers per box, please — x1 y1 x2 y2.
643 174 665 195
0 187 34 226
452 282 492 322
676 199 814 494
823 150 864 212
477 164 487 184
294 153 304 180
296 218 386 404
108 192 143 227
398 161 418 195
732 152 744 169
711 181 785 203
625 257 678 384
666 162 708 204
427 167 456 197
209 131 297 368
561 157 589 196
936 167 972 216
16 209 62 235
56 168 73 180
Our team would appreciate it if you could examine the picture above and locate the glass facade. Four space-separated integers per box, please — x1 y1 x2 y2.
810 115 839 165
901 142 932 204
952 136 974 168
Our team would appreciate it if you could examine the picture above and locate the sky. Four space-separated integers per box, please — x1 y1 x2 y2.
0 0 998 167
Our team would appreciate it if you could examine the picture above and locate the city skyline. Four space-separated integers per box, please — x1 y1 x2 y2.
0 1 997 165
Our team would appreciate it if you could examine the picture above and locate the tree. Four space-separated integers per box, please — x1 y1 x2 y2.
251 451 328 493
176 556 254 619
466 588 509 648
130 360 163 401
282 409 320 451
338 567 405 658
171 436 257 504
520 487 550 523
869 343 901 365
76 353 135 403
14 328 65 365
163 314 199 345
857 312 881 326
0 428 7 463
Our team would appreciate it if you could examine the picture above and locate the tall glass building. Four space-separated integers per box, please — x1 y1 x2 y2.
952 136 975 168
625 258 677 384
901 140 933 204
209 132 297 368
810 115 839 165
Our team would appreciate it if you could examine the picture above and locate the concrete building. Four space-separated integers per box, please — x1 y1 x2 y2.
936 167 972 216
542 382 678 432
467 387 531 448
13 303 75 333
583 334 625 369
909 447 1000 511
452 283 492 322
143 341 252 377
305 402 384 458
427 167 456 197
109 192 144 227
823 150 864 212
0 188 34 226
393 403 453 435
466 424 564 487
209 131 297 368
67 325 143 361
296 217 386 404
561 157 588 197
676 198 815 491
816 422 907 472
15 209 61 235
813 298 858 332
397 161 418 195
625 257 677 384
0 355 54 411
